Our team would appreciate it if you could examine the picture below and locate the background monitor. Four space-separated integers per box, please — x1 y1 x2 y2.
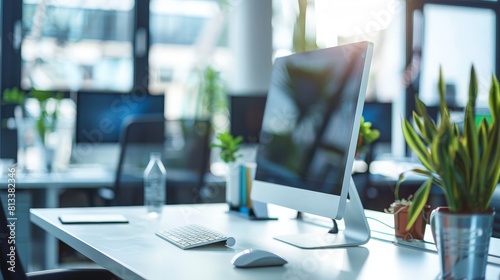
75 91 165 143
229 94 267 144
361 101 392 143
251 41 373 248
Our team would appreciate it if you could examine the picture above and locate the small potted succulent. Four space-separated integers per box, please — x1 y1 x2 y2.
385 192 430 241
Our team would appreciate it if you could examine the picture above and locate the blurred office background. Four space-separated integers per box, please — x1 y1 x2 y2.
0 0 499 270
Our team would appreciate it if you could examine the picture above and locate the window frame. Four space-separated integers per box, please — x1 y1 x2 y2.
0 0 152 158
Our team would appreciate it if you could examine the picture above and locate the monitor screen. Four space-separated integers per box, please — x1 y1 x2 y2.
229 94 267 144
76 91 165 143
252 41 373 224
362 101 392 143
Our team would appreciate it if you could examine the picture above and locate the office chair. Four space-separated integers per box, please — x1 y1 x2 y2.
102 114 212 206
0 198 119 280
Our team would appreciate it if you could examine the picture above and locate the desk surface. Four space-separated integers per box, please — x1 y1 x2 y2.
30 204 500 280
1 165 115 189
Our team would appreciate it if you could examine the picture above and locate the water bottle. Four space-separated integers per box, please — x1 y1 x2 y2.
144 152 167 218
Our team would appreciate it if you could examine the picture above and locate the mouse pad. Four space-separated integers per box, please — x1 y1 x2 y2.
59 214 129 224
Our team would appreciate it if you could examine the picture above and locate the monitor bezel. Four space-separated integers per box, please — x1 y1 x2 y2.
251 41 374 221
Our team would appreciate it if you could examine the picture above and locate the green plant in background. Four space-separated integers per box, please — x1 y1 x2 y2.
197 66 227 126
211 131 243 163
293 0 319 53
2 87 63 144
356 117 380 156
398 66 500 230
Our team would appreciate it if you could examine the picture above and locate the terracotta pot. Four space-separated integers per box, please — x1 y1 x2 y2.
393 204 430 240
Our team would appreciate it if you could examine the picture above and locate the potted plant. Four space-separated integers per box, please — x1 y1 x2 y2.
385 195 430 241
355 116 380 158
2 87 63 172
399 66 499 279
197 66 228 133
211 131 243 209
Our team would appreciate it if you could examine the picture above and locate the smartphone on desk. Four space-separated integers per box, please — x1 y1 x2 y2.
59 214 129 224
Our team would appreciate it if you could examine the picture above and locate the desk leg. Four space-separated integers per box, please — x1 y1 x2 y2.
45 188 60 269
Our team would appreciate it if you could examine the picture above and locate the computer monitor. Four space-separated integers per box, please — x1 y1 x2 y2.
362 101 392 143
229 94 267 144
251 41 373 249
75 91 165 143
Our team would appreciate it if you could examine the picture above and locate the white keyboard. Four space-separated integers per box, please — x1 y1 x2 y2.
155 224 236 249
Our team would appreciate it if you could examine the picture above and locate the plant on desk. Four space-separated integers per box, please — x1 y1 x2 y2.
398 66 500 279
385 193 430 241
2 87 63 172
211 132 243 209
355 116 380 158
211 131 243 164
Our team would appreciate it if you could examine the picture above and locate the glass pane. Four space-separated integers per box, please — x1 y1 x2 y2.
272 0 406 102
22 0 134 92
149 0 230 95
420 5 496 108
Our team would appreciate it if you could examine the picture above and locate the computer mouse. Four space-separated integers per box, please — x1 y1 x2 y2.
231 249 287 268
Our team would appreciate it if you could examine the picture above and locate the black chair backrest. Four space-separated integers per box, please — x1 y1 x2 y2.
0 197 28 280
113 115 212 205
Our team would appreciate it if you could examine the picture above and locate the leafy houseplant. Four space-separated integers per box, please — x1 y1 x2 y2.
3 87 63 144
355 116 380 157
197 66 228 133
210 131 243 164
399 66 500 229
3 87 63 172
211 131 243 209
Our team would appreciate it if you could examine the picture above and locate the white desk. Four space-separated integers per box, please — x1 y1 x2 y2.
30 204 500 280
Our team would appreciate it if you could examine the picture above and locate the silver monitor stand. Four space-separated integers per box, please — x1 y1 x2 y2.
273 177 371 249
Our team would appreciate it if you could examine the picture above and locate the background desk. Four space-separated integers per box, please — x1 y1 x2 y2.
30 204 500 280
1 165 115 270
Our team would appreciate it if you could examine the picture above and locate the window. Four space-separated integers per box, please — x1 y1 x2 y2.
419 5 496 107
272 0 406 102
21 0 135 92
149 0 230 94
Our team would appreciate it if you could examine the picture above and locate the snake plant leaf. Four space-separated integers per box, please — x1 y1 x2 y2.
455 139 471 189
412 111 425 137
453 123 460 137
438 67 448 116
406 179 432 231
490 75 500 121
395 167 441 201
468 66 479 107
414 96 437 143
434 123 463 210
486 119 500 180
401 118 433 171
464 69 479 197
477 118 488 197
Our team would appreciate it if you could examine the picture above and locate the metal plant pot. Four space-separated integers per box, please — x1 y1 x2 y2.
430 207 495 280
